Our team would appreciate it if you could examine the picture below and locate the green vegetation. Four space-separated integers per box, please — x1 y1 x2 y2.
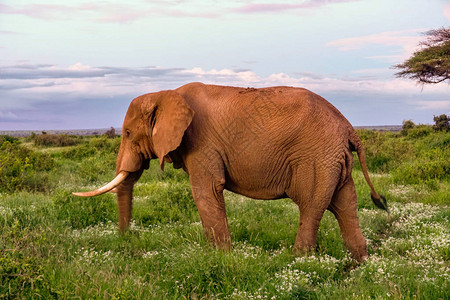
0 140 54 193
30 132 82 147
1 129 449 299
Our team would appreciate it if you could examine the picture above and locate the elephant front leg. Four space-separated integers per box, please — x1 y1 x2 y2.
190 177 231 250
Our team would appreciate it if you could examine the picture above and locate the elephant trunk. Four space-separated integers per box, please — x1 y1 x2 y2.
116 169 145 232
117 178 133 232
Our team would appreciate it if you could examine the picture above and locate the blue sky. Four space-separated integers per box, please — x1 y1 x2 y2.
1 0 449 130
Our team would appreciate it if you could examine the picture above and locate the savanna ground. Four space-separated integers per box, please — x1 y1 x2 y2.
0 126 449 299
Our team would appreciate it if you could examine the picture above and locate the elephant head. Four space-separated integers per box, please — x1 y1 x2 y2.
73 90 194 231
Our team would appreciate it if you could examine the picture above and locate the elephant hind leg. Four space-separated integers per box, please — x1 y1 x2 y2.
288 171 336 256
293 205 328 255
328 176 368 262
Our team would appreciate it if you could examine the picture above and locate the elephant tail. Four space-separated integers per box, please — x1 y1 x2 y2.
349 131 389 212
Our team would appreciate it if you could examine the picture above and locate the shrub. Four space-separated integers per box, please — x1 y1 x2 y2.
33 133 79 147
406 125 433 139
393 153 449 184
401 120 416 136
88 136 121 153
356 130 414 173
0 141 54 192
433 114 449 131
0 251 57 299
62 136 121 161
0 135 19 144
104 127 117 138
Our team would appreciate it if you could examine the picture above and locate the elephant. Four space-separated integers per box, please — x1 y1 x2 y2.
74 82 387 262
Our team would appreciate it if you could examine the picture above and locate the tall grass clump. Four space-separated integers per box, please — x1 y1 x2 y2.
52 189 116 229
0 138 54 192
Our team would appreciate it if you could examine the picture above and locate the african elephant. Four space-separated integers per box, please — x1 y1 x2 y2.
74 82 387 262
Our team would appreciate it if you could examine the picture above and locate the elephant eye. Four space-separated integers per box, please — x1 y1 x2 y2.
125 130 131 138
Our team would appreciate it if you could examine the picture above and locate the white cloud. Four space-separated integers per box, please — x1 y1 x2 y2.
0 0 362 23
416 101 450 112
444 3 450 20
1 63 449 129
2 64 449 105
68 62 92 71
0 111 19 120
327 29 424 61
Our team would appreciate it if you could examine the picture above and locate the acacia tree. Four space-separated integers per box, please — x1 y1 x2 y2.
394 27 450 84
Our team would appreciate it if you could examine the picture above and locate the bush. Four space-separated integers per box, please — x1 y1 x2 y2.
356 130 414 173
0 141 54 192
433 114 449 131
88 136 121 153
104 127 116 138
0 251 57 299
62 136 121 161
401 120 416 136
33 133 80 147
406 125 433 139
0 135 19 145
393 150 450 184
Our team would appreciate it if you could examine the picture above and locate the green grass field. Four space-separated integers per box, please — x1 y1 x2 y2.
1 129 449 299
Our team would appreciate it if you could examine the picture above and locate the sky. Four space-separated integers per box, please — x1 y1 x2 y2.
1 0 449 130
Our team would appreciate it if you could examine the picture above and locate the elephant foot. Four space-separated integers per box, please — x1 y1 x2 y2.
204 228 231 251
293 243 316 257
347 243 368 263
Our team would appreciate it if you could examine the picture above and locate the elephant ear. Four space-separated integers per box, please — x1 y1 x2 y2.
151 91 194 170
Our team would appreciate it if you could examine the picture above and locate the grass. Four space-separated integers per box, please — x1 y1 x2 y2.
1 129 449 299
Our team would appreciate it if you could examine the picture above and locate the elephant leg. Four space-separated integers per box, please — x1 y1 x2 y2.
189 164 230 250
289 166 337 255
328 177 368 262
293 205 328 255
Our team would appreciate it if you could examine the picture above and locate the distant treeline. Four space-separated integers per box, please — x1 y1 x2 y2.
2 126 402 137
0 128 122 137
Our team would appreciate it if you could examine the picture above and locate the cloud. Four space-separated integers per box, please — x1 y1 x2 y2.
0 111 20 122
2 62 449 103
444 3 450 20
0 1 222 22
0 63 185 81
0 0 361 23
0 3 73 20
416 100 450 112
231 0 360 14
0 2 154 22
1 63 449 129
0 30 23 35
327 29 424 61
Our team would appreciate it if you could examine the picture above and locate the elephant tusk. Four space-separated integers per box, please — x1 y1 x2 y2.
72 171 129 197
